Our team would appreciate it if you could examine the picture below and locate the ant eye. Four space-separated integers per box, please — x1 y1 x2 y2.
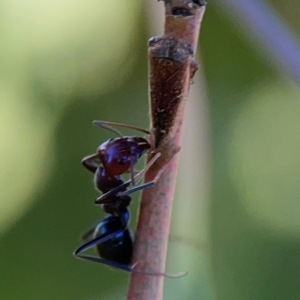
118 158 126 165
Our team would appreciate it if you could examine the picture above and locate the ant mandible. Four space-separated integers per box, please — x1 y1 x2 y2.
82 120 153 186
73 151 185 278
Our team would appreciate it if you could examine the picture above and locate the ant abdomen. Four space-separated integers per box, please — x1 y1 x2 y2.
92 212 133 265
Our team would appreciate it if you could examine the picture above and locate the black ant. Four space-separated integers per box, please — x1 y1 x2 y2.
74 150 184 277
81 120 153 186
73 121 185 278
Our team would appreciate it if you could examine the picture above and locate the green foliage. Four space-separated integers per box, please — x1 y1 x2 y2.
1 1 300 299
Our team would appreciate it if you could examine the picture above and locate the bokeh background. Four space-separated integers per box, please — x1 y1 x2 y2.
1 0 300 299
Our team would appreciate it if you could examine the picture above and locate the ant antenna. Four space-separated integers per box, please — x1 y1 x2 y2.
93 122 123 138
93 120 151 135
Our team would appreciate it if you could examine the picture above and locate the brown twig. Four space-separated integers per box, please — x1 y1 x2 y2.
127 1 206 299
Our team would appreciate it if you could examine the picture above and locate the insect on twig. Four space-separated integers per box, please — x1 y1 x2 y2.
74 125 186 277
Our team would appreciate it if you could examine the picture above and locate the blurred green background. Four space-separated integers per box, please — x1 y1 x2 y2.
1 0 300 299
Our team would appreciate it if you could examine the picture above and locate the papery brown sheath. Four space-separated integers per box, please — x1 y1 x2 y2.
148 36 198 151
148 0 208 154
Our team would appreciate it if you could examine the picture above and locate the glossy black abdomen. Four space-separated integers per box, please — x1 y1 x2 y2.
95 214 133 265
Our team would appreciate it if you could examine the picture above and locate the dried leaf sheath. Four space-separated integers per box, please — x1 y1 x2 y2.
148 36 198 150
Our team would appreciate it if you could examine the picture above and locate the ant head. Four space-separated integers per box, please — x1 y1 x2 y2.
97 137 150 176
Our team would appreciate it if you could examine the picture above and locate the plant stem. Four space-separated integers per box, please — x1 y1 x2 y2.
127 2 206 299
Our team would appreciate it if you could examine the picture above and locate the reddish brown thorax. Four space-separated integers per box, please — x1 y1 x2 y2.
97 137 150 177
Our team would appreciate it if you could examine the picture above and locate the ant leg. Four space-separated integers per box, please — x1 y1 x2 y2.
93 120 150 136
119 159 166 197
74 229 134 271
95 153 161 204
81 222 99 241
133 152 161 183
130 264 187 279
73 229 187 278
125 169 140 175
96 179 157 205
75 229 124 254
95 181 131 204
81 154 100 173
130 155 136 186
